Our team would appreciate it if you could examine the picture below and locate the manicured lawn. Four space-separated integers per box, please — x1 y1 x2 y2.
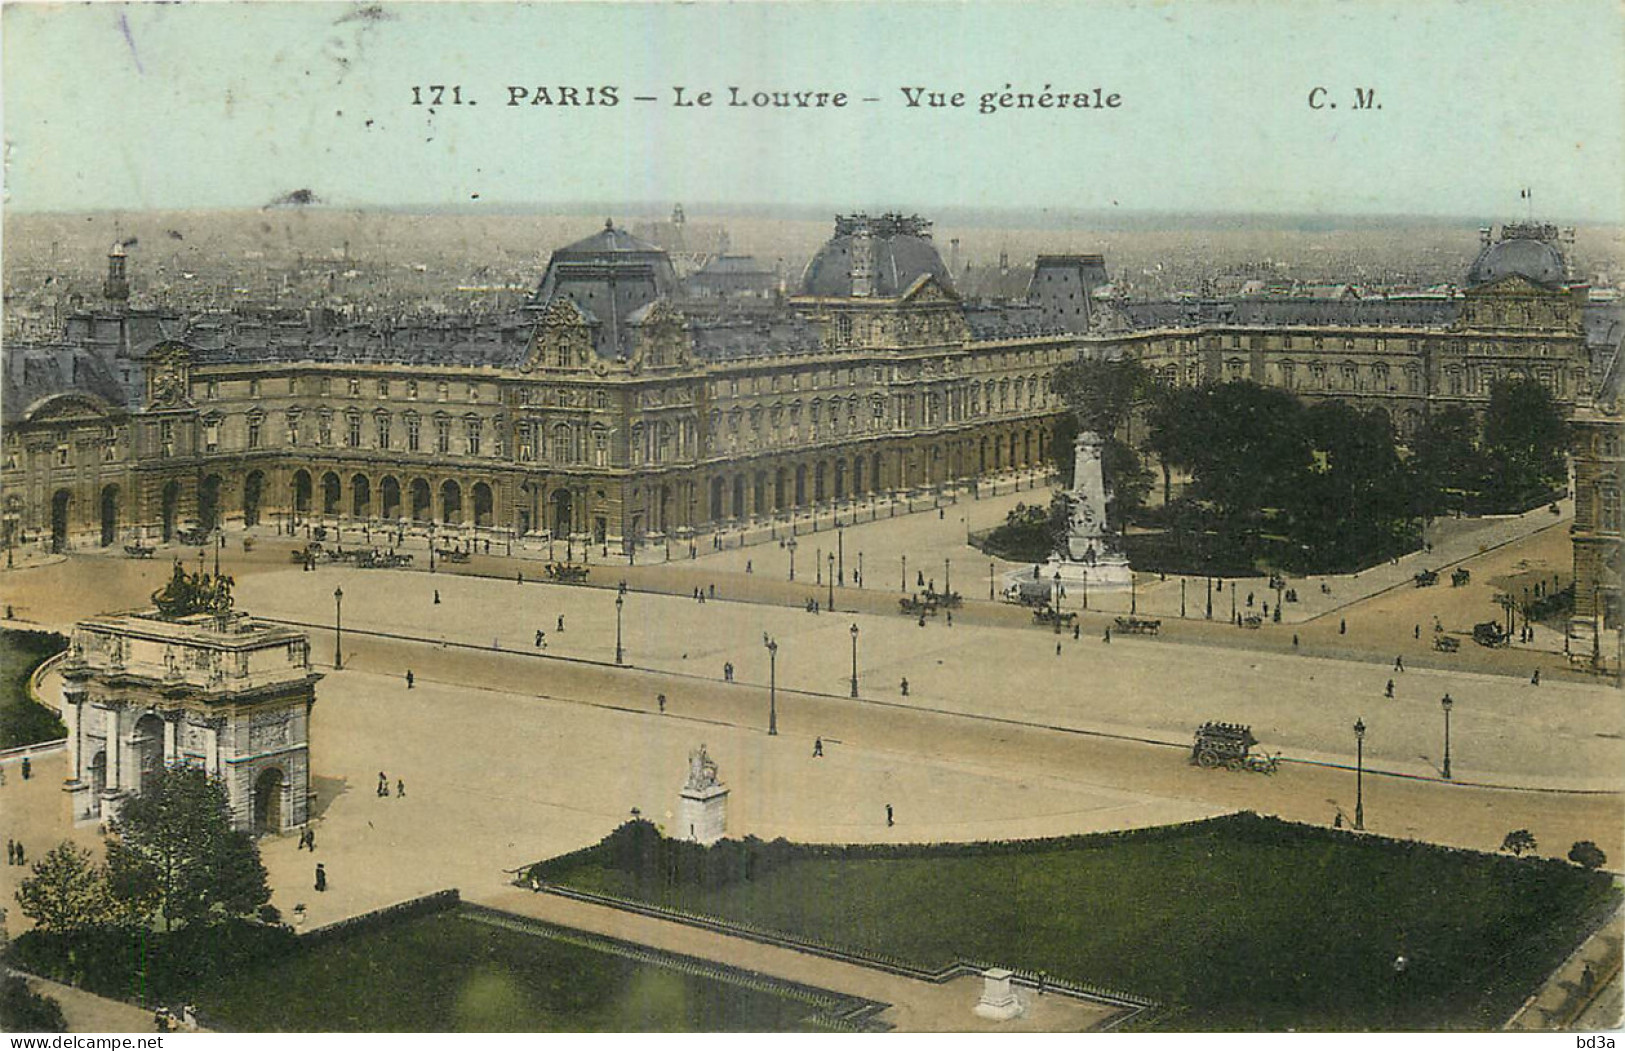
191 908 845 1032
0 628 67 748
540 815 1619 1031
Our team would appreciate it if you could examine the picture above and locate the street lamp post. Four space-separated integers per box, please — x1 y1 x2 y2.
944 558 951 596
858 552 864 588
1440 693 1453 780
849 623 860 698
1206 576 1213 620
1130 570 1137 615
333 586 344 670
837 527 844 586
614 590 625 666
1053 571 1062 633
989 561 995 601
828 553 835 612
1354 717 1367 830
901 555 908 593
1181 578 1187 618
787 536 797 581
766 636 778 735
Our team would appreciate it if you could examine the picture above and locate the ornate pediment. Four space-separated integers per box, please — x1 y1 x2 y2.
22 391 119 425
897 274 961 306
146 342 194 409
632 299 690 370
524 297 597 372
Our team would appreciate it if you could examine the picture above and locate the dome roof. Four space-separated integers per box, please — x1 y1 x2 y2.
800 214 953 298
1467 237 1566 288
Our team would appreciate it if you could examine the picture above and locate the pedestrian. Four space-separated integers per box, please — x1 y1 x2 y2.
1385 679 1395 698
1103 627 1112 644
1531 669 1540 686
900 678 909 697
557 615 565 632
746 560 753 574
946 611 953 626
1073 624 1080 640
406 670 415 689
1293 634 1299 648
1334 812 1343 829
396 779 405 798
433 590 440 605
378 772 388 797
918 571 925 587
918 615 926 628
1056 641 1062 656
938 508 945 520
517 570 524 585
813 737 823 758
20 757 29 780
1394 656 1404 672
709 583 716 598
535 629 545 648
13 843 22 866
658 693 666 713
1038 971 1048 996
307 828 316 851
1414 624 1421 640
886 804 894 827
1247 591 1254 608
314 863 327 892
5 840 12 866
1339 618 1347 635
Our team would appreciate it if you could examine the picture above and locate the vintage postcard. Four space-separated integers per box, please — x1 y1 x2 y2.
1 0 1621 1038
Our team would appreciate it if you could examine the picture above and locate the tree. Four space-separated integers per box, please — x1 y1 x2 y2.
1481 378 1569 511
1409 406 1484 517
1051 356 1149 436
1567 840 1607 870
0 975 67 1033
1500 829 1537 856
105 764 270 931
14 843 119 933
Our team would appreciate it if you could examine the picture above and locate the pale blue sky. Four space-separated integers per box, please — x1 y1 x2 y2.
4 1 1622 220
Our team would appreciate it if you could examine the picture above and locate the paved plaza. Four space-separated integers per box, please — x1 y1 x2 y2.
2 486 1620 1029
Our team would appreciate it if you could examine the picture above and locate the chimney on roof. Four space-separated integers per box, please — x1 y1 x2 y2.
850 220 875 298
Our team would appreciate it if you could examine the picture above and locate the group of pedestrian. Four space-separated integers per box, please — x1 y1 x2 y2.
5 839 25 866
297 827 318 851
377 771 404 798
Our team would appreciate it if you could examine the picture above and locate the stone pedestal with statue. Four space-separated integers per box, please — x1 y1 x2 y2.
1003 430 1133 601
676 744 729 845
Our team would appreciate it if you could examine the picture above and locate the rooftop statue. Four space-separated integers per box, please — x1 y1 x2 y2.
151 560 235 619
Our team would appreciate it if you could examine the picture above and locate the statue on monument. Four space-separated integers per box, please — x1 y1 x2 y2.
685 744 720 791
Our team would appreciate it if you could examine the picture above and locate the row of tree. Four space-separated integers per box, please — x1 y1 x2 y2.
1045 359 1570 574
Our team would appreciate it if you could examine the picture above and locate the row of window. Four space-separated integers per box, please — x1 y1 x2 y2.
205 376 490 404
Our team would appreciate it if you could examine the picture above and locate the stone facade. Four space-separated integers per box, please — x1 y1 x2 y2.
3 216 1077 556
1569 351 1622 668
58 606 320 833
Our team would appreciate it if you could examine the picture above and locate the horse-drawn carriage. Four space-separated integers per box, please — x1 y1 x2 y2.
1473 621 1510 648
1031 604 1076 628
175 525 214 547
1190 722 1279 774
1114 616 1161 636
545 562 590 583
124 542 155 559
1241 614 1263 629
1433 635 1460 653
356 550 412 570
436 548 471 565
1414 569 1439 588
290 543 322 564
1451 568 1471 587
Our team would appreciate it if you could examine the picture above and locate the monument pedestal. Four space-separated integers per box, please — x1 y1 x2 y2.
677 744 728 844
974 968 1024 1021
677 782 729 845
